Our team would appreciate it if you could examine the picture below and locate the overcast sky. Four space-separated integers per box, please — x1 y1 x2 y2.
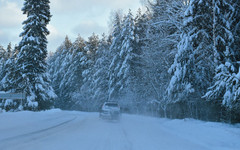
0 0 142 52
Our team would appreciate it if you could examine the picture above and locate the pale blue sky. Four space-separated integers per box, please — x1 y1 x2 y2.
0 0 142 52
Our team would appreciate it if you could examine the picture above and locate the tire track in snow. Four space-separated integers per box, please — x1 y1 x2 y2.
0 116 77 149
121 124 133 150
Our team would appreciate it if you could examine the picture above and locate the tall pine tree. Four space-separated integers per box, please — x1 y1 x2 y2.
90 34 111 108
205 0 240 111
108 11 123 100
48 36 72 109
167 0 214 118
9 0 56 110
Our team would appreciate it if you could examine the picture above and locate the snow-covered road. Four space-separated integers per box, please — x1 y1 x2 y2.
0 110 239 150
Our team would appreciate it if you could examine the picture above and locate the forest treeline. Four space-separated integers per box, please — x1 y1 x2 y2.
1 0 240 123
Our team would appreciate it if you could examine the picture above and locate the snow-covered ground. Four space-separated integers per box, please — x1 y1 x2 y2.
0 110 239 150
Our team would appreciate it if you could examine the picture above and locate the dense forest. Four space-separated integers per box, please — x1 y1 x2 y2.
0 0 240 123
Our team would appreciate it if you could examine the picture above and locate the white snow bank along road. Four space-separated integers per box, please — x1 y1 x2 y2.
0 110 239 150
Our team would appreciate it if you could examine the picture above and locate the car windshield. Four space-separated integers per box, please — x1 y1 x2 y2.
105 103 118 107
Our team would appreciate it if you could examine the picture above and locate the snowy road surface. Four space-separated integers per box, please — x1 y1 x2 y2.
0 110 240 150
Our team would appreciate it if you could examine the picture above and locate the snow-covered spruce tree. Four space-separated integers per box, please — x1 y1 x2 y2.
0 43 12 91
108 11 123 101
57 39 77 110
1 45 19 92
167 0 214 118
79 33 99 111
117 10 136 100
232 1 240 54
108 10 141 111
0 45 6 109
132 9 151 111
230 0 240 115
48 36 72 110
62 35 86 110
0 43 13 82
0 45 20 111
89 34 111 109
141 0 185 116
0 45 7 92
205 0 240 115
108 10 149 112
13 0 56 110
0 45 5 55
111 10 146 112
6 43 12 59
0 45 7 85
66 36 86 92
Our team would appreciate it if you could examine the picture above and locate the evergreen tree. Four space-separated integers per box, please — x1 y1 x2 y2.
108 10 145 112
142 0 185 115
119 10 147 111
167 0 214 118
8 0 56 110
79 33 99 111
118 10 135 96
108 11 123 100
205 0 240 111
63 35 86 110
1 45 19 92
130 9 149 110
0 43 12 90
0 46 20 111
48 36 72 109
90 34 112 109
108 10 138 107
0 45 7 91
230 0 240 113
